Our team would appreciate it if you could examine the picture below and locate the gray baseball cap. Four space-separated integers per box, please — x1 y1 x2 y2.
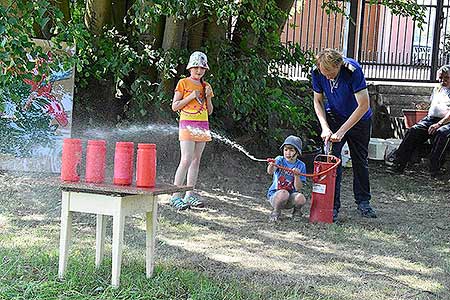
280 135 303 155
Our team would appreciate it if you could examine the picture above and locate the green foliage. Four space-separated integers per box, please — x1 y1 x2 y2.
0 1 74 85
68 0 319 140
0 1 74 157
322 0 426 29
2 0 316 142
209 40 317 145
375 0 426 29
204 1 318 144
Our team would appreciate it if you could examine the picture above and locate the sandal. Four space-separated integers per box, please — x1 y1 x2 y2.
184 194 205 208
269 211 281 222
170 196 189 211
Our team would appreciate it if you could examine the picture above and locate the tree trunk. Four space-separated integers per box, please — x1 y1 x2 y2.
137 16 165 82
85 0 113 35
257 0 294 58
55 0 71 23
203 16 236 131
232 0 267 55
32 0 71 39
153 17 166 49
274 0 295 35
83 0 131 125
186 16 206 51
161 16 184 51
160 16 185 97
204 15 227 65
110 0 135 112
204 16 226 46
111 0 127 33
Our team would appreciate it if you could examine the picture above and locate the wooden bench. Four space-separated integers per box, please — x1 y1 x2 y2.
58 181 191 287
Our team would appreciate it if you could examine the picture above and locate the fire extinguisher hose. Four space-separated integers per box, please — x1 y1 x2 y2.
267 155 341 178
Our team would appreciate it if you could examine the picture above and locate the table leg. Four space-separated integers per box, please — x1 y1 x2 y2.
111 209 125 288
58 191 72 279
95 214 106 268
146 197 158 278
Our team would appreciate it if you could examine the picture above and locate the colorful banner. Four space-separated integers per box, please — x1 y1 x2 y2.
0 39 75 173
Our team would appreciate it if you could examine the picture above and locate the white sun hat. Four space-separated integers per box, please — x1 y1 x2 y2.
186 51 209 70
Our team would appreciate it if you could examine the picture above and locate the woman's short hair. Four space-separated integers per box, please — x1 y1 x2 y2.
438 65 450 75
316 49 344 70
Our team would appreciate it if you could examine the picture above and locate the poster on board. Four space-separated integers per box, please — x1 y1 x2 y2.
0 39 75 173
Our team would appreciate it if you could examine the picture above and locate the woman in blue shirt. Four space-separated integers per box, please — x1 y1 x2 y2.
311 48 377 222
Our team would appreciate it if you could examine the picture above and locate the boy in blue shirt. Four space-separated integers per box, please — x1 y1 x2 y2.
267 135 307 222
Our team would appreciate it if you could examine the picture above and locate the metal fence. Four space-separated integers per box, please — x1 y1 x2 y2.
279 0 348 79
281 0 450 82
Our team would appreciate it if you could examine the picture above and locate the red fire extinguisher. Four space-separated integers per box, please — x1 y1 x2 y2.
309 155 340 224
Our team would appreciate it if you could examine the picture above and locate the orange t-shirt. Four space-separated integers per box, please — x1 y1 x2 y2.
175 78 214 142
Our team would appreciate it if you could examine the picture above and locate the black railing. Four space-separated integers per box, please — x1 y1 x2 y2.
280 0 450 82
279 0 348 79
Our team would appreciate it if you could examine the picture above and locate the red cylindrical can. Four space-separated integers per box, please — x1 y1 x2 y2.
113 141 134 185
85 139 107 183
61 138 82 182
136 143 156 188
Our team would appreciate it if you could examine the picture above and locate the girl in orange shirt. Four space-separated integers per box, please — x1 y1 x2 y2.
170 51 214 210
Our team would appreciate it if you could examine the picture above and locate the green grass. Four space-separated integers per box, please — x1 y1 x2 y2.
0 240 255 300
0 231 324 300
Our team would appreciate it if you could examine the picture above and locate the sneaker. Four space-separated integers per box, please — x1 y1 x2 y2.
170 196 189 210
184 194 205 208
333 209 339 222
386 164 404 174
357 202 377 218
291 206 302 220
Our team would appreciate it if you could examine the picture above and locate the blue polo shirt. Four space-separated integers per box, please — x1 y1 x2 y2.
311 58 372 120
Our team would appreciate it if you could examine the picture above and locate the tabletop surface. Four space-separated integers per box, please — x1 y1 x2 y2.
60 181 192 196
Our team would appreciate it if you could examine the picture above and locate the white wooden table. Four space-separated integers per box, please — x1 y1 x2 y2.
58 182 191 287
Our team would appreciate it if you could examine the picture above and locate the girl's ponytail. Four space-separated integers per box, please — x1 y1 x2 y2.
200 77 207 105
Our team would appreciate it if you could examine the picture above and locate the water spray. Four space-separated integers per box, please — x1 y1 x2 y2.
210 131 267 162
